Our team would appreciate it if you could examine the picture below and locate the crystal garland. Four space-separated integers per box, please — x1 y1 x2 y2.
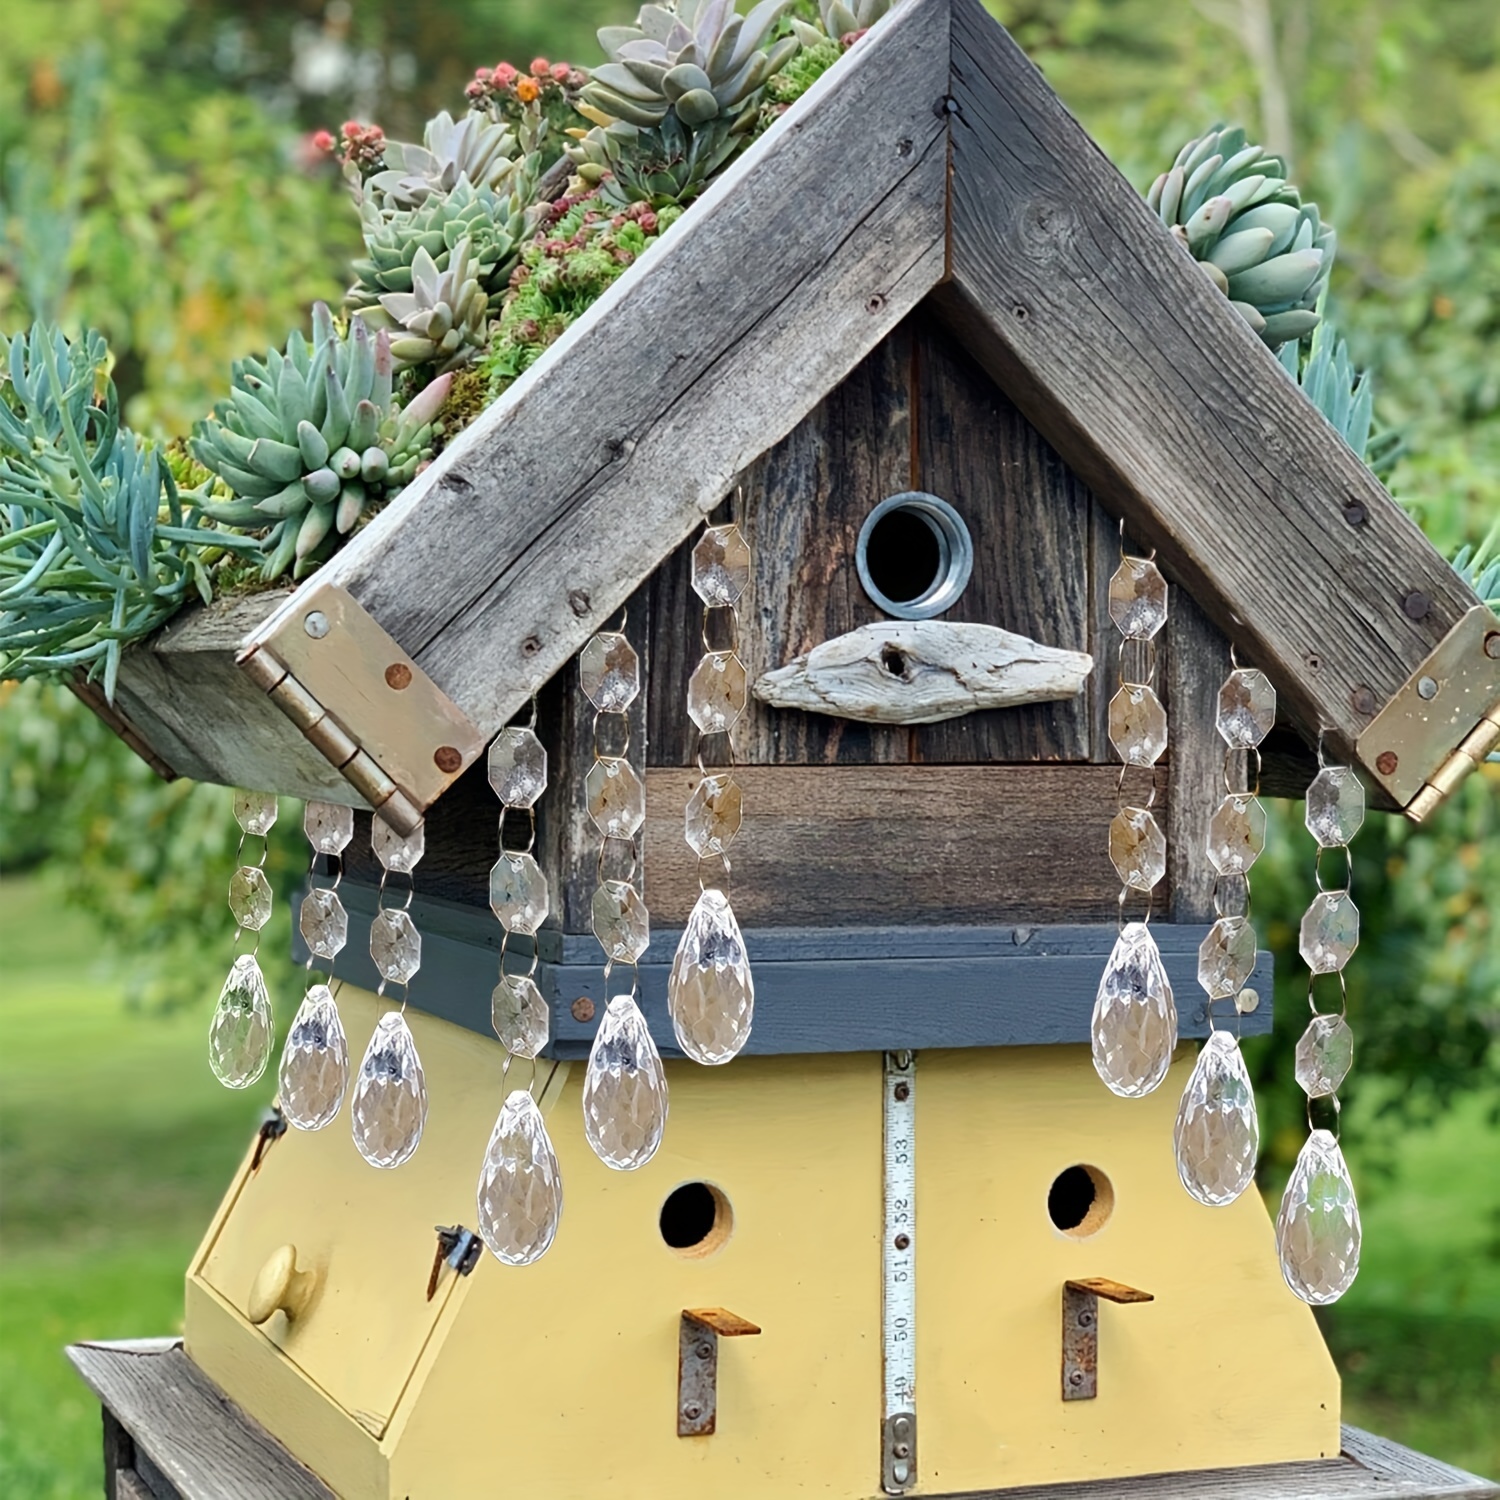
278 801 355 1130
209 791 278 1089
578 620 668 1170
1277 744 1364 1303
1091 544 1178 1097
1172 656 1276 1204
476 704 563 1265
668 520 754 1065
350 814 429 1169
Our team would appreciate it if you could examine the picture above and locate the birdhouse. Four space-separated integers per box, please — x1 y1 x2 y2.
65 1 1500 1497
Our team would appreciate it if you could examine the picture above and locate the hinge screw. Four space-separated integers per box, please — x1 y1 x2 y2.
1485 633 1500 660
1377 751 1399 776
1417 676 1439 700
304 611 330 639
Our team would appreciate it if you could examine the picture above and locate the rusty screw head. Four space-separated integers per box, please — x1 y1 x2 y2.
434 745 462 772
696 1342 713 1360
570 996 596 1023
1376 750 1399 776
521 634 542 657
1352 685 1378 717
894 1232 910 1251
1402 590 1431 620
1068 1370 1085 1386
1343 500 1368 527
1077 1311 1094 1327
683 1403 702 1421
894 1081 910 1102
385 662 413 690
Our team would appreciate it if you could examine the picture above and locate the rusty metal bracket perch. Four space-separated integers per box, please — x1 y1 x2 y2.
678 1308 761 1436
237 582 487 836
1062 1278 1153 1401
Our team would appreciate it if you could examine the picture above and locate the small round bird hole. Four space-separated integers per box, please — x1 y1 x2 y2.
659 1181 734 1257
856 492 973 619
1048 1164 1114 1238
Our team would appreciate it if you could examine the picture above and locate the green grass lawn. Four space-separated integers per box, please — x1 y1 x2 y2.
0 873 1495 1495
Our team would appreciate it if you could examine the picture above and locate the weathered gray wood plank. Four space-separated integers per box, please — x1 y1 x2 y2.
940 0 1480 784
67 1341 335 1500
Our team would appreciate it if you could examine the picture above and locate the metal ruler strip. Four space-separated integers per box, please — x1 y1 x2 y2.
881 1050 916 1494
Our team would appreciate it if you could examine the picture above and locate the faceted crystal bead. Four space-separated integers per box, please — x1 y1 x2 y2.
492 973 550 1059
370 907 422 984
489 852 549 934
1295 1013 1354 1098
372 815 425 873
1299 891 1359 974
299 887 347 960
581 994 668 1170
1198 915 1258 1000
1276 1128 1361 1304
1107 556 1169 640
487 727 548 808
1207 793 1267 875
278 984 349 1130
233 790 278 836
1107 684 1168 767
1305 766 1365 848
1173 1031 1259 1206
350 1012 428 1169
687 651 748 734
692 524 751 606
580 632 640 712
1216 668 1276 749
685 773 743 856
1109 806 1166 891
303 800 353 856
1090 922 1178 1098
593 880 649 961
209 954 273 1089
669 888 754 1065
476 1089 563 1265
228 866 273 931
586 757 646 839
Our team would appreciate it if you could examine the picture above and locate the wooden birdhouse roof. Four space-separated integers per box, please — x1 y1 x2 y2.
99 0 1498 832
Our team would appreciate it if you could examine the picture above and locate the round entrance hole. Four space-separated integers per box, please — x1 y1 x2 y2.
1047 1164 1114 1238
659 1181 734 1258
855 492 973 619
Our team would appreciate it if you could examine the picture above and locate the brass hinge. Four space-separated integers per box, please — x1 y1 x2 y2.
237 582 486 835
1356 606 1500 822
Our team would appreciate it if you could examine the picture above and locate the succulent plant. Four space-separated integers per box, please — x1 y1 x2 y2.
0 325 256 697
569 113 742 207
1147 126 1335 348
802 0 894 43
357 237 491 373
582 0 798 134
1277 313 1400 480
361 110 521 212
191 304 452 579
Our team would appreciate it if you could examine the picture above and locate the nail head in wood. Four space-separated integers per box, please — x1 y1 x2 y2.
385 663 412 690
570 996 595 1023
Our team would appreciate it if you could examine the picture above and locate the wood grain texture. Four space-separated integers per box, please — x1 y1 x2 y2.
67 1342 335 1500
941 0 1479 780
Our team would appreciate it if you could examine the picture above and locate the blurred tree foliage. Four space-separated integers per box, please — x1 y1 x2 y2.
0 0 1495 1151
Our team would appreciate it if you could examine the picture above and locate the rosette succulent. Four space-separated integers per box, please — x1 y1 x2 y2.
361 110 521 212
569 114 742 207
357 237 491 373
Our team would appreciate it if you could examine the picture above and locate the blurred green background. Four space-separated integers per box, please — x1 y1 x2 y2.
1 0 1497 1495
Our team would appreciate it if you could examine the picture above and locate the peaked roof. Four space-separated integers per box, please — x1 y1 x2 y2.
116 0 1492 826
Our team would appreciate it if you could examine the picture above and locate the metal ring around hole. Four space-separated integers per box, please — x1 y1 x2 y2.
855 492 974 620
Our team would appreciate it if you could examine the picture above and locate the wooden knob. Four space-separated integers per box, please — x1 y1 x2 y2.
247 1245 317 1325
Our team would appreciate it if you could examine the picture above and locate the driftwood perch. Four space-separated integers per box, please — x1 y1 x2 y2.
754 621 1092 725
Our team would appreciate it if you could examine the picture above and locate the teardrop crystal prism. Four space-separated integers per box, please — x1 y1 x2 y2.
1173 1031 1259 1206
669 888 754 1065
278 984 349 1130
1276 1128 1361 1305
476 1089 563 1266
209 954 274 1089
350 1012 428 1169
1090 922 1178 1098
581 994 668 1171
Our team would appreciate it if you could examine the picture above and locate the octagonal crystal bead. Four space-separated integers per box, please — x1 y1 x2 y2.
1306 766 1365 848
593 880 649 961
1217 668 1276 749
692 524 751 606
586 757 646 839
1277 1129 1360 1304
233 790 277 836
1108 684 1168 767
1299 891 1359 974
581 632 640 712
686 773 743 856
370 907 422 984
299 886 348 960
1295 1013 1354 1098
1207 793 1267 875
489 852 549 934
492 973 550 1059
1107 556 1169 640
687 651 748 734
303 800 353 855
1109 806 1166 891
372 815 425 874
488 727 547 808
278 984 349 1131
1199 915 1257 999
229 866 273 931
